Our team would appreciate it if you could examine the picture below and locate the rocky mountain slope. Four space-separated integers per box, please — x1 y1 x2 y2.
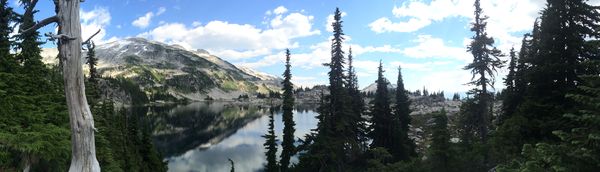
42 37 283 102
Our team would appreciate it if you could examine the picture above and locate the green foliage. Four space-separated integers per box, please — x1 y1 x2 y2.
280 49 296 171
493 1 600 168
85 42 99 83
262 107 279 172
393 66 416 161
369 61 395 159
427 110 451 172
346 47 369 158
166 67 214 93
92 101 122 172
498 75 600 172
365 148 424 172
106 77 149 105
297 7 362 171
464 0 504 144
0 0 15 73
0 67 70 171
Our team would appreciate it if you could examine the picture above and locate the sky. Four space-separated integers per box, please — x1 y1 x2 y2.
15 0 600 94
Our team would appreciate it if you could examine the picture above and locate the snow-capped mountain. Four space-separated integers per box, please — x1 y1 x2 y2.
361 82 396 93
42 37 283 101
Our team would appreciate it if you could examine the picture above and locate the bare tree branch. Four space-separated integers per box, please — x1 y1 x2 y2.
45 33 77 41
19 15 59 35
82 29 101 45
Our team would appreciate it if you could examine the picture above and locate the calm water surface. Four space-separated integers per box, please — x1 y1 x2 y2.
146 102 318 172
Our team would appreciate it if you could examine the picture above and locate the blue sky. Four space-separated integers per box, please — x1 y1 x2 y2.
19 0 600 93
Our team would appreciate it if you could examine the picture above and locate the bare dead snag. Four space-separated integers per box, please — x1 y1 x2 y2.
19 0 100 171
82 29 100 46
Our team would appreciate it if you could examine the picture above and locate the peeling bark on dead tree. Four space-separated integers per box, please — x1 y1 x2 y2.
59 1 100 172
20 0 100 171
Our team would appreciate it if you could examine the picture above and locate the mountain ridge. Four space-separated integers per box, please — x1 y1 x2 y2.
41 37 283 102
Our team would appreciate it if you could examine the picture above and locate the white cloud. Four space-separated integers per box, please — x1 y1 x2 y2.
370 0 547 54
192 21 202 27
369 17 431 33
402 35 470 62
273 6 288 15
157 7 167 15
353 60 380 76
292 76 323 88
132 7 167 29
80 7 116 44
325 11 347 32
369 0 471 33
351 44 402 55
414 69 471 93
241 38 403 70
139 6 320 60
390 61 453 72
132 12 153 29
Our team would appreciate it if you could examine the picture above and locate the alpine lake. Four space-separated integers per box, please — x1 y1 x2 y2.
138 102 319 172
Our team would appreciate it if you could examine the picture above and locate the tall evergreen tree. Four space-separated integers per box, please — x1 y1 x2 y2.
346 47 368 155
502 73 600 171
369 61 394 156
298 8 360 171
515 0 600 143
500 47 518 124
326 9 357 160
462 0 505 143
15 0 45 76
0 2 73 171
93 100 122 172
84 41 101 107
263 107 278 172
427 109 451 172
493 0 600 166
0 0 14 73
280 49 296 171
85 42 99 83
393 66 415 161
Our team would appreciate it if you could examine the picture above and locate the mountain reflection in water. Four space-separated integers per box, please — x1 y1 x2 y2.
144 102 318 172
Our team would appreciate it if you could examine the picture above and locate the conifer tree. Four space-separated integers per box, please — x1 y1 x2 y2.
298 8 358 171
263 107 278 172
452 93 461 101
346 47 368 154
16 0 45 75
500 47 518 124
84 41 101 107
369 61 394 155
280 49 296 171
326 9 356 159
0 1 73 170
0 0 14 73
462 0 505 143
503 74 600 171
516 0 600 142
393 66 415 161
93 100 122 172
428 109 451 172
86 42 99 83
493 1 600 166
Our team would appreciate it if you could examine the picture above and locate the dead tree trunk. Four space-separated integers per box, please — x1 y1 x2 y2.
59 1 100 172
20 0 100 171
